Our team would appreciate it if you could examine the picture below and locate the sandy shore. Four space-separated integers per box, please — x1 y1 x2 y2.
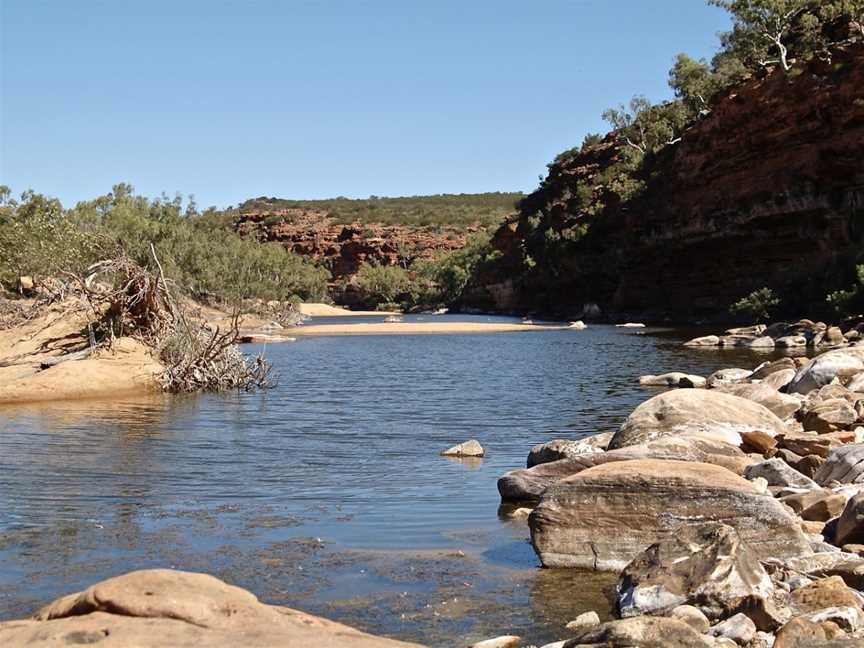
289 322 568 336
298 303 398 317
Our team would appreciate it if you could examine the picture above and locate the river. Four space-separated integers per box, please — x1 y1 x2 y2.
0 316 795 646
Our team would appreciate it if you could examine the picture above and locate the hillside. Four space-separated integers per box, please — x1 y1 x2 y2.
467 41 864 321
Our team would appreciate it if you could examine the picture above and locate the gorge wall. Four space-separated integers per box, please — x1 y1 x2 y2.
473 43 864 321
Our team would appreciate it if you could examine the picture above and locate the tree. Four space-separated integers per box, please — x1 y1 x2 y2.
729 287 780 322
602 96 689 155
669 54 717 114
820 0 864 37
710 0 813 71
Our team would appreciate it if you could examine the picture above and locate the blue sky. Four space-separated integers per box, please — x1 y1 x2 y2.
1 1 731 209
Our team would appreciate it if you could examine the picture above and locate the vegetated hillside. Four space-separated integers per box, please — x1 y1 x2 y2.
468 41 864 321
239 192 522 228
234 193 521 306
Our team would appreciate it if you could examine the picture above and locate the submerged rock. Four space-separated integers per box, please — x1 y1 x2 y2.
684 335 720 347
0 569 423 647
609 389 788 450
528 459 811 571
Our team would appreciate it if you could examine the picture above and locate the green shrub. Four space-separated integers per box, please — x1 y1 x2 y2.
355 262 411 307
729 287 780 322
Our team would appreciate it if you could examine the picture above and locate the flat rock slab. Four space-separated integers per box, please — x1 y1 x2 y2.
0 569 424 647
529 459 811 571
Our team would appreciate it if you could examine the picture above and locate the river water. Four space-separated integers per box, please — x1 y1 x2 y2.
0 317 795 645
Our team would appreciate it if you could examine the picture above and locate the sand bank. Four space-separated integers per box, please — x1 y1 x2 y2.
289 321 568 336
0 301 163 405
298 303 398 317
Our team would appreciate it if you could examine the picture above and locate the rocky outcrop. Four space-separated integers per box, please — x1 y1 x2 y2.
527 459 810 570
472 44 864 320
0 569 423 647
235 209 472 286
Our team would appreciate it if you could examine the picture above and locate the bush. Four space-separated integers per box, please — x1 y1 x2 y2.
729 287 780 322
354 262 411 307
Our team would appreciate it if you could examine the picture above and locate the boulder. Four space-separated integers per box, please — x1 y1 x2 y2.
762 368 798 391
639 372 707 388
847 372 864 393
835 494 864 546
788 349 864 395
791 576 864 615
749 336 776 349
773 617 841 648
440 439 484 457
468 637 520 648
564 610 601 632
751 357 797 380
529 459 811 571
707 613 757 644
825 327 846 347
609 390 788 450
780 433 839 459
667 605 710 634
741 430 778 454
684 335 720 347
815 444 864 486
781 490 847 522
745 458 819 490
777 335 808 348
780 552 864 590
526 432 612 467
616 522 774 621
501 435 748 502
707 367 753 386
727 325 768 336
0 569 423 648
802 399 857 434
715 382 801 420
561 616 713 648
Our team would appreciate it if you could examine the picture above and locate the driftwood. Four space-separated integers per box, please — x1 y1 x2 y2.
39 348 93 369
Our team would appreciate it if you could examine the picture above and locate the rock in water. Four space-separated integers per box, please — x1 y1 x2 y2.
440 439 485 457
609 390 788 450
616 523 774 621
0 569 423 648
639 372 707 388
683 335 720 347
527 432 612 467
528 459 811 571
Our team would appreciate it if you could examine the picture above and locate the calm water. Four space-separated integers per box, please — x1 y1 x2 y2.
0 318 796 645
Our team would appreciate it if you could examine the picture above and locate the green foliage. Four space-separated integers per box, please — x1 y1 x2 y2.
0 187 103 288
410 232 502 308
240 192 522 229
602 96 690 155
730 287 780 322
354 262 411 308
0 184 329 303
827 264 864 314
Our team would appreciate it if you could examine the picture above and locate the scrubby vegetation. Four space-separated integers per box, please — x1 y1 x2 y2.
239 192 523 229
0 184 329 304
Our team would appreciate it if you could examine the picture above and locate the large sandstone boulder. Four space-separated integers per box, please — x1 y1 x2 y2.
528 459 811 571
500 435 748 502
788 349 864 395
616 523 775 622
0 569 423 648
609 390 788 450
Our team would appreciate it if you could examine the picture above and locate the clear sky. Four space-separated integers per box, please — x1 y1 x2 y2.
1 1 731 209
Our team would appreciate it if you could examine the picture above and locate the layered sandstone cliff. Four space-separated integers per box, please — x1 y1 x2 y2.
473 43 864 320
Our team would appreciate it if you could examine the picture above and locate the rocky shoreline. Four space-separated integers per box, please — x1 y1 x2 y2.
490 329 864 647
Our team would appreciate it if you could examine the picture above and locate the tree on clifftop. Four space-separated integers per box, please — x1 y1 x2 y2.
601 96 689 155
711 0 812 71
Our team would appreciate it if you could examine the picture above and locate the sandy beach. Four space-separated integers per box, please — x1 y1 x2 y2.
298 303 399 317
